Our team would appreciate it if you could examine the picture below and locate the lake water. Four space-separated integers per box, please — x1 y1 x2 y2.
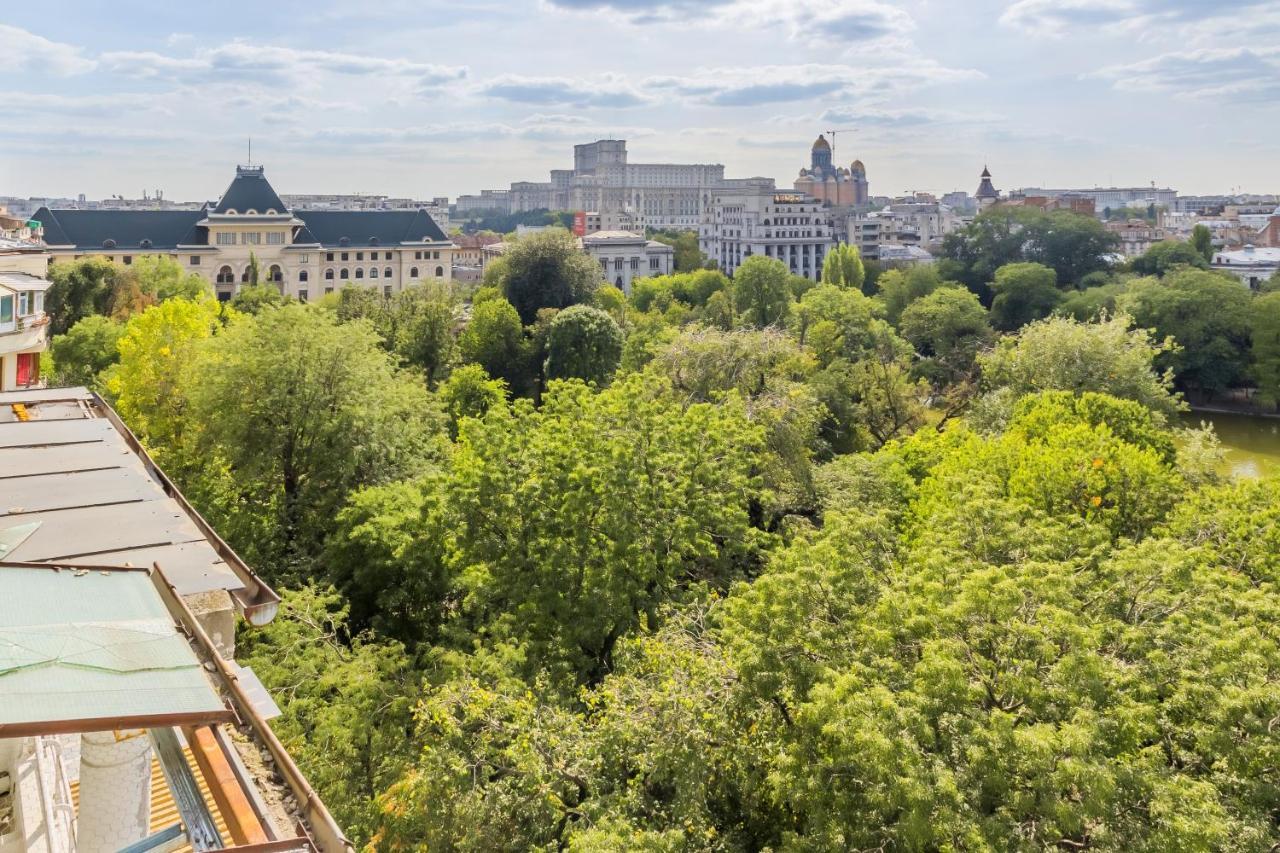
1179 410 1280 479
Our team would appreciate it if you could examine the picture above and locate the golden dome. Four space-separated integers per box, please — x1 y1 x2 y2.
812 134 830 151
851 159 865 171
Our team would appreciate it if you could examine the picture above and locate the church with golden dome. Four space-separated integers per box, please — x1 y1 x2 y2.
794 134 868 207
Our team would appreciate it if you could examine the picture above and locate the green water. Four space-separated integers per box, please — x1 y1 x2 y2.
1179 411 1280 479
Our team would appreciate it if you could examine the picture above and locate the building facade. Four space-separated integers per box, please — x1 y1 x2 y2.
33 166 455 303
794 135 868 207
0 239 50 391
1212 245 1280 289
581 231 674 293
700 188 833 281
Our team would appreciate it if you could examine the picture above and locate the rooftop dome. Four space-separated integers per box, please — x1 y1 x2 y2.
851 159 865 172
812 134 830 151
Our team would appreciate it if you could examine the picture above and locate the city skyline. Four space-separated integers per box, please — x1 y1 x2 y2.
2 0 1278 200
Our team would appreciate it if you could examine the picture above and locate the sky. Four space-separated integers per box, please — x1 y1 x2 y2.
1 0 1277 202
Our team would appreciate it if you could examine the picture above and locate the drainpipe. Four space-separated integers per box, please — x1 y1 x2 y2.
77 730 152 853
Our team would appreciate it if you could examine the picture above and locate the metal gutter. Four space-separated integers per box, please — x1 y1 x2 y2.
89 391 281 625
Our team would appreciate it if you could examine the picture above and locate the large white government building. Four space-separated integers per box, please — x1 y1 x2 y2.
33 166 455 303
700 187 834 281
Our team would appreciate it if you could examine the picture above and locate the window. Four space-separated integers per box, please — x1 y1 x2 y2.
341 252 349 261
242 232 261 245
190 256 201 265
630 257 639 270
356 252 364 261
385 251 393 260
384 285 393 298
326 252 334 261
324 269 334 280
217 266 235 284
370 267 379 279
17 292 31 315
650 257 660 270
267 232 284 245
409 267 419 278
325 286 334 295
435 266 444 277
0 295 12 324
355 268 364 279
122 256 132 265
432 250 440 259
298 290 308 302
414 251 422 260
217 292 231 303
299 270 309 282
340 268 350 280
216 232 236 246
384 267 393 278
300 254 309 263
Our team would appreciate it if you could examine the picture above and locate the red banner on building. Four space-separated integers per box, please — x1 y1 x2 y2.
573 211 586 236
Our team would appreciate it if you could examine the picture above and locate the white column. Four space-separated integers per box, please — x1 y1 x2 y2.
76 730 152 853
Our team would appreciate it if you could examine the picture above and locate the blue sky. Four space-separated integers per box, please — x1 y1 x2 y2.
1 0 1277 201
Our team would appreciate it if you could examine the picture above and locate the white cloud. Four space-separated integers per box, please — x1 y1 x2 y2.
476 74 650 107
543 0 913 48
1000 0 1275 37
0 24 94 76
100 42 467 90
1094 47 1280 102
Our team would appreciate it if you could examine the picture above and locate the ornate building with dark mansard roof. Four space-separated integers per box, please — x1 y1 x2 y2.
32 165 456 302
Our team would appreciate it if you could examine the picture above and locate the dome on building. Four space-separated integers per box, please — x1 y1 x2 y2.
812 134 830 151
851 159 865 172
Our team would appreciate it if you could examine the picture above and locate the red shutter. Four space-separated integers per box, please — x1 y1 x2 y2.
15 353 34 386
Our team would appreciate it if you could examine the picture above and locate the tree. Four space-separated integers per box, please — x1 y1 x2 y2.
438 363 507 438
230 284 284 314
182 305 444 578
1190 223 1214 263
104 297 226 455
128 255 210 302
975 313 1182 427
649 230 707 272
447 374 766 684
1130 240 1208 276
543 304 624 385
1250 291 1280 408
876 264 945 327
246 251 261 287
458 297 531 396
820 243 865 291
898 286 993 387
238 587 418 843
1119 269 1253 396
491 229 601 323
393 283 458 386
989 262 1062 331
45 257 119 334
731 256 792 328
1057 281 1128 321
48 315 125 387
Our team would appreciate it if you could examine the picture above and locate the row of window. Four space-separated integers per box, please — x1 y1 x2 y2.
597 257 663 272
213 232 286 246
321 266 444 281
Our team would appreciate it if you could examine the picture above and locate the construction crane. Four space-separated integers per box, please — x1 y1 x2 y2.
825 128 857 165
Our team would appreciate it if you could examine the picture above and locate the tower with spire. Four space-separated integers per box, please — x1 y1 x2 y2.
975 165 999 209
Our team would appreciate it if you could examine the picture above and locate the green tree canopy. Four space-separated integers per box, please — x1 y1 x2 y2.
48 314 125 388
875 264 945 327
989 261 1062 331
1119 269 1253 395
458 297 531 396
544 304 624 385
1250 290 1280 407
820 243 865 291
46 257 120 334
898 285 993 386
731 256 793 328
491 229 602 323
1129 239 1209 276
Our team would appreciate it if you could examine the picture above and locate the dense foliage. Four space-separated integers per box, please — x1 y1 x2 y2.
42 235 1280 850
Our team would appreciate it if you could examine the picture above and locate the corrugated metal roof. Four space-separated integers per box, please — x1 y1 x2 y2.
0 389 263 598
0 566 229 734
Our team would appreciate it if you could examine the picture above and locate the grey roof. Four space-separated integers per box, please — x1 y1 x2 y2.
0 388 278 615
31 207 205 249
212 165 288 215
295 209 448 246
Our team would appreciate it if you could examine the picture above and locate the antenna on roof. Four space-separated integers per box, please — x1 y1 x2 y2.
248 137 252 168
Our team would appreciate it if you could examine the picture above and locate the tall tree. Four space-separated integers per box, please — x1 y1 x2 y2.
732 255 793 328
1190 223 1214 263
989 261 1062 331
1250 290 1280 408
45 257 120 333
458 297 531 396
543 304 624 385
898 286 993 387
820 243 865 291
491 229 602 323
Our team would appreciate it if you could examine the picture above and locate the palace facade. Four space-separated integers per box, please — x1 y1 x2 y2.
32 166 455 302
